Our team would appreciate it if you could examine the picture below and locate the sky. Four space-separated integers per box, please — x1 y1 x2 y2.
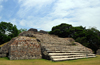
0 0 100 31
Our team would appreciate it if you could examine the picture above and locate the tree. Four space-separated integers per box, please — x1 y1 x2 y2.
49 23 72 37
0 21 19 45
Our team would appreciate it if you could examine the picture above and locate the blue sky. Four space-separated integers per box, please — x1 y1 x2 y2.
0 0 100 31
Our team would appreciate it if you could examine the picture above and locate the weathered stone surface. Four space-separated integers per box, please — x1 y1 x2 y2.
0 54 1 57
0 37 17 57
0 54 6 57
0 49 2 53
74 42 93 53
19 31 36 37
28 28 38 32
2 54 7 57
9 36 42 60
19 31 93 54
65 38 75 43
96 49 100 55
39 30 48 34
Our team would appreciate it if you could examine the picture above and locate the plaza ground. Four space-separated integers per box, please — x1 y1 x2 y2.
0 55 100 65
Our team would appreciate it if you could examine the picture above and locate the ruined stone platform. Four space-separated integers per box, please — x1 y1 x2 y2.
0 29 96 61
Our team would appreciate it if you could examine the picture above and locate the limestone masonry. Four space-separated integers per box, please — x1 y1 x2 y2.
97 49 100 55
9 36 41 60
0 28 96 61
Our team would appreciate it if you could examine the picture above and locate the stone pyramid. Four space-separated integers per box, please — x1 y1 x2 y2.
0 29 96 61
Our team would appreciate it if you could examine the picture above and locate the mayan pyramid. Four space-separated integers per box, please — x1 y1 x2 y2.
0 28 96 61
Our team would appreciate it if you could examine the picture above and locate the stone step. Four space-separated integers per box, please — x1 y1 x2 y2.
43 43 74 45
87 54 96 58
45 46 84 49
50 55 85 59
88 56 96 58
46 49 87 52
47 51 89 53
48 53 84 56
88 54 95 56
46 48 87 52
52 57 76 61
68 55 85 57
75 57 86 59
43 45 83 47
50 56 69 58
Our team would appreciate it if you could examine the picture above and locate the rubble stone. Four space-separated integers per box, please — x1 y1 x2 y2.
39 30 48 34
97 49 100 55
28 28 38 32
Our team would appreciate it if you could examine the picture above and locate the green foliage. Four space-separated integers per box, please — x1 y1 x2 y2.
18 28 27 34
0 21 19 45
49 23 72 37
49 23 100 53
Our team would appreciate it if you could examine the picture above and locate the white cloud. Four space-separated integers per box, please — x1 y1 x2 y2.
15 0 100 31
72 6 100 30
17 0 55 18
44 0 100 30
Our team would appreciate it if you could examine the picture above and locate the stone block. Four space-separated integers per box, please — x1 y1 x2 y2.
0 54 6 57
0 54 2 57
2 50 8 54
28 28 38 32
39 30 48 34
0 49 2 53
2 54 7 57
97 49 100 55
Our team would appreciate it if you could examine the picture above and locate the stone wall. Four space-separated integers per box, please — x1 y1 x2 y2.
0 37 17 57
28 28 38 32
97 49 100 55
9 36 42 60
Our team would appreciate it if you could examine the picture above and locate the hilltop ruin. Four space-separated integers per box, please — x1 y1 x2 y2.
0 28 96 61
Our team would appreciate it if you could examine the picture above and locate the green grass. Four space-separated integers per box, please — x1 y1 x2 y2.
0 55 100 65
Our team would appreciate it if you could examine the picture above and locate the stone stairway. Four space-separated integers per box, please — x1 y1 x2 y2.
42 44 96 61
48 51 96 61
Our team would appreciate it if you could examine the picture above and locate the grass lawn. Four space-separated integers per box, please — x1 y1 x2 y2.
0 55 100 65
